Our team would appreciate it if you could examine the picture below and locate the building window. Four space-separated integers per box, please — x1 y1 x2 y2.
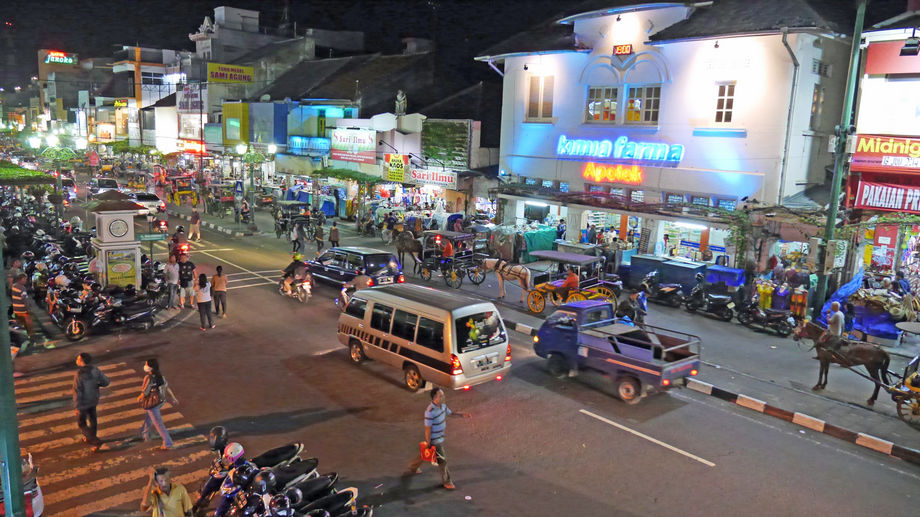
715 82 735 123
810 85 825 130
665 193 684 205
812 59 831 78
585 86 617 122
587 185 607 194
141 72 164 85
692 196 711 207
717 199 736 211
630 190 644 203
610 187 625 197
626 85 660 125
526 75 554 121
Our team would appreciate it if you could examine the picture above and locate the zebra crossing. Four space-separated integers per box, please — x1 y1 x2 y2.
16 362 210 516
147 237 233 254
225 270 279 290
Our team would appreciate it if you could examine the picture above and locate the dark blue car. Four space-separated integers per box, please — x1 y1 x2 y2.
307 247 404 287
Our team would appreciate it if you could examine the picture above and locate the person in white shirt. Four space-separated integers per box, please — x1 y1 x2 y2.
826 301 845 337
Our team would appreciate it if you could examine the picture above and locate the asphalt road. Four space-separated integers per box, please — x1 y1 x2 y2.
15 211 920 516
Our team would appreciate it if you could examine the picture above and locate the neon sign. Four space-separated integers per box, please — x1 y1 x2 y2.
178 140 206 154
44 50 76 65
614 44 633 56
583 162 644 185
557 135 684 166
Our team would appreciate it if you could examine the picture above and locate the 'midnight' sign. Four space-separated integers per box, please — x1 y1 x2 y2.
852 134 920 172
556 135 684 166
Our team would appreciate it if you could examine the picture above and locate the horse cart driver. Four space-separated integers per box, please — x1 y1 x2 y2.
552 267 580 302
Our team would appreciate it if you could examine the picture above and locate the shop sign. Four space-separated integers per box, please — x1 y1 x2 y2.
865 40 920 75
582 162 644 185
177 84 206 113
852 134 920 172
44 50 76 65
177 139 206 154
288 136 330 156
106 249 137 287
330 128 376 164
384 154 409 182
613 44 633 56
113 99 128 108
206 63 254 83
854 180 920 214
409 168 457 188
557 135 684 166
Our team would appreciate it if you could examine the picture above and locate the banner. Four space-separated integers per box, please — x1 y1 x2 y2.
207 63 254 83
408 168 457 189
854 180 920 214
330 128 376 164
177 84 206 113
851 134 920 172
106 249 137 287
384 154 408 182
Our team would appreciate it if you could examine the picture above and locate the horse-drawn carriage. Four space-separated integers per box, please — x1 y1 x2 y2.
415 230 488 289
206 183 236 218
273 200 313 239
890 354 920 426
524 250 622 314
166 176 198 206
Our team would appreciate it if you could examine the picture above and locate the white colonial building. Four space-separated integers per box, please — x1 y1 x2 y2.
477 0 864 261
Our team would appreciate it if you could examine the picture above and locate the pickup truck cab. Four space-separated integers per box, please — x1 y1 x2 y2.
534 300 700 404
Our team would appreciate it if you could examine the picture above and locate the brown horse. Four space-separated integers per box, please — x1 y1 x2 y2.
394 231 421 272
792 321 891 405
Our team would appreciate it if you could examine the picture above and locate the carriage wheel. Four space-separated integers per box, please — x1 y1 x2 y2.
420 267 432 281
594 287 616 299
527 291 546 313
566 292 588 303
468 266 486 285
896 396 920 428
550 291 564 307
444 268 463 289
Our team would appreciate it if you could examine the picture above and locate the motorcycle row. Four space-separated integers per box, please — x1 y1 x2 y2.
194 426 372 517
2 192 168 341
640 270 796 337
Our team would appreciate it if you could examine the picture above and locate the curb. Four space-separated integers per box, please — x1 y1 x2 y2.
165 209 255 237
503 318 920 467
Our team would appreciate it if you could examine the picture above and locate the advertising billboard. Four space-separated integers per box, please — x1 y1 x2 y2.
330 128 376 164
207 63 254 83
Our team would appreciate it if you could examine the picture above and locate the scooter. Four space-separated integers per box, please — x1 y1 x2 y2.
736 292 795 337
278 275 312 304
684 276 735 322
64 295 158 341
616 290 649 325
640 270 684 307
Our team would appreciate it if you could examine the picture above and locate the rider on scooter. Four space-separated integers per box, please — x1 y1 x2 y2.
194 441 248 513
340 269 372 307
169 225 188 257
282 253 309 295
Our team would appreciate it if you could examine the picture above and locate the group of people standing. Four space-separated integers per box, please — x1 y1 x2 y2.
163 254 228 331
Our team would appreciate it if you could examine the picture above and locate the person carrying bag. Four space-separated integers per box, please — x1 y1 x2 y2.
137 359 179 450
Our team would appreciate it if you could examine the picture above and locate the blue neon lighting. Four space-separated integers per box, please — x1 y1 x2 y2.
556 135 685 165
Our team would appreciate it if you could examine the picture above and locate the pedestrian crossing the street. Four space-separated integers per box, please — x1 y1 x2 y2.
15 362 210 516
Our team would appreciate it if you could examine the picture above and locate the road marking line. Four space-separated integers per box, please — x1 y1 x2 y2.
14 370 136 396
198 251 275 283
856 433 894 455
16 379 139 405
227 282 276 290
792 412 825 432
19 410 184 444
43 449 212 502
54 466 210 517
227 270 278 276
49 434 207 464
18 396 143 425
579 409 715 467
15 362 127 386
24 415 190 452
735 394 766 413
17 385 138 406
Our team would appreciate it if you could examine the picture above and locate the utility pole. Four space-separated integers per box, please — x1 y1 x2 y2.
0 245 26 517
813 0 867 319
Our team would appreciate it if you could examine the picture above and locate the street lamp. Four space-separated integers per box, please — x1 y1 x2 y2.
267 144 277 155
75 137 87 150
27 136 41 149
40 140 77 218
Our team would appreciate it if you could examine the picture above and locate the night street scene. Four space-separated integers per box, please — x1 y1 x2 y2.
3 0 920 515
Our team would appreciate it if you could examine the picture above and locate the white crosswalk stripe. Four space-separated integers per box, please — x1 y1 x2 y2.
15 363 209 516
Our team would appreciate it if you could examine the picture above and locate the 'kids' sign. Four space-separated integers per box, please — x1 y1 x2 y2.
557 135 684 167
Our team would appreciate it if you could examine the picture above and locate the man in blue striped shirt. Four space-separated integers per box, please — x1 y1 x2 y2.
407 387 469 490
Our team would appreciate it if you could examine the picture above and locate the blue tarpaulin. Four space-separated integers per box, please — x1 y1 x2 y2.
818 268 900 340
705 265 745 287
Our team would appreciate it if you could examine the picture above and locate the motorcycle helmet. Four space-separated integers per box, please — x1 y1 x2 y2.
58 255 70 265
90 282 102 293
83 275 96 285
695 272 705 282
251 469 276 495
230 462 257 489
35 229 45 237
208 426 228 451
176 225 185 233
21 251 34 261
269 494 294 517
223 442 245 464
293 253 303 262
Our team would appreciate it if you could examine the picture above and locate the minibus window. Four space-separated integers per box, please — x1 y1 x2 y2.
370 303 394 332
456 311 505 353
392 310 418 341
345 298 367 319
416 317 444 353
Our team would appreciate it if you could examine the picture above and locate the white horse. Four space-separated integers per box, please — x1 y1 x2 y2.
480 258 532 303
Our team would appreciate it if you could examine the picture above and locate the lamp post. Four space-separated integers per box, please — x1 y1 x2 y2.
39 136 77 218
236 144 265 227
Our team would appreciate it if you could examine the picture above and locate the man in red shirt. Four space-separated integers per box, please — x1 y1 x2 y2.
440 239 454 276
553 268 580 302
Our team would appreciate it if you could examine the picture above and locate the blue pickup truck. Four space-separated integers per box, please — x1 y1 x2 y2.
533 300 701 404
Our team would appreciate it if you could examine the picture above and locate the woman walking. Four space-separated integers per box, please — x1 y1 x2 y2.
136 359 178 450
194 273 214 330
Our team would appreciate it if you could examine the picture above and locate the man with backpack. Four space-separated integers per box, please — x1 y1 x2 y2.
72 352 110 452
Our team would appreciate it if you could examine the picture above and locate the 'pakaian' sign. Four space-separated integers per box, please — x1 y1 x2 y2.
854 180 920 214
556 135 684 166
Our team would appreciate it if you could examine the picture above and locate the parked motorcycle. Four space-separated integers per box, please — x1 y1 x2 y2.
684 273 735 321
736 292 795 337
63 294 158 341
640 270 684 307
